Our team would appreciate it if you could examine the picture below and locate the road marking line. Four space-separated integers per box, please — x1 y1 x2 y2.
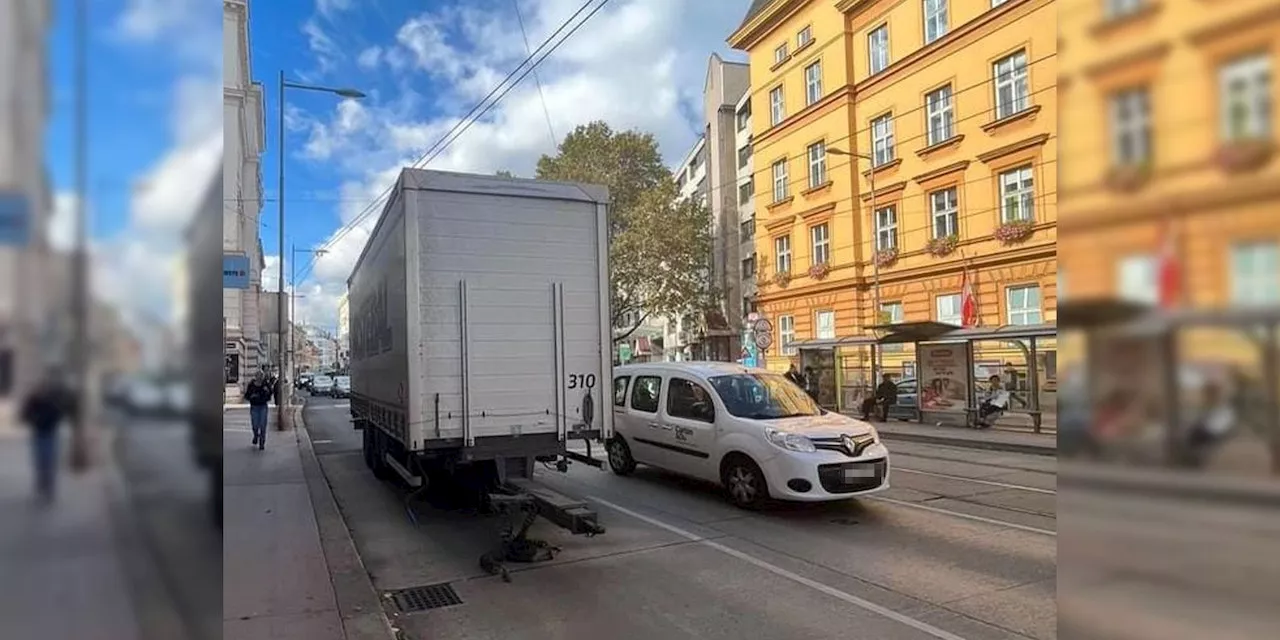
894 468 1055 495
313 439 333 444
869 497 1056 537
590 496 971 640
223 427 252 432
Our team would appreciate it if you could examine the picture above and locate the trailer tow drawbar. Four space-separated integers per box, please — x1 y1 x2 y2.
479 479 605 582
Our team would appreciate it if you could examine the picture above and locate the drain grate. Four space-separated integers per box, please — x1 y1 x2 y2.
387 583 464 613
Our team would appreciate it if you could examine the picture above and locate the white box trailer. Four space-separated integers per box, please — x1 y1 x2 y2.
347 169 611 573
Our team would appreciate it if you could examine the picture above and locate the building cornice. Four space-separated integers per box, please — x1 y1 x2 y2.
727 0 810 51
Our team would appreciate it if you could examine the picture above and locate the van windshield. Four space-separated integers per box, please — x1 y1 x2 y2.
707 373 823 420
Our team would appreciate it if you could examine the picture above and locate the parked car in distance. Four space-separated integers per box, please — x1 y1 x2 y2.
125 378 168 416
165 381 191 418
887 378 919 421
331 375 350 398
608 362 890 509
310 375 334 396
297 373 314 390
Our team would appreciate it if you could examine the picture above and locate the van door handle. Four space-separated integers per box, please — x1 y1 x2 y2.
648 422 662 429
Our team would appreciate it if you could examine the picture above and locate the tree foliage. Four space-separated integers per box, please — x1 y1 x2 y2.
536 121 714 342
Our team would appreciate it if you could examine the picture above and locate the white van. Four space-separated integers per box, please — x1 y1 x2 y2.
608 362 890 509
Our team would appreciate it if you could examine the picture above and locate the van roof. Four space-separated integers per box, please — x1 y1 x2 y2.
613 361 771 380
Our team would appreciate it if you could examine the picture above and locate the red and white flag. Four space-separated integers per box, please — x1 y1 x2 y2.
1157 220 1181 309
960 265 979 327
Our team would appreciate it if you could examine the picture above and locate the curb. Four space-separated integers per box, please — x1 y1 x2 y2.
878 430 1058 457
294 405 399 640
1059 463 1280 508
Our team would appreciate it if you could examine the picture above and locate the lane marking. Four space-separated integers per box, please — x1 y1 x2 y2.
590 496 971 640
894 468 1055 495
869 497 1057 537
223 427 252 432
313 439 334 444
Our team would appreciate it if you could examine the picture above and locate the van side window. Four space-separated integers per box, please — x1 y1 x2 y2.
613 376 631 407
667 377 715 423
630 376 662 413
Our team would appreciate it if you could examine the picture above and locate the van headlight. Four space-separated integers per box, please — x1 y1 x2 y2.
867 426 880 443
765 428 816 453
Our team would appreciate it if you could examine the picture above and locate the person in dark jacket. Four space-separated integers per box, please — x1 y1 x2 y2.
860 373 898 421
785 363 805 388
244 370 274 450
21 369 78 504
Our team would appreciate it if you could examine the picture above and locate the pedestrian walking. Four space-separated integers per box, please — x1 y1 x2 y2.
20 369 78 505
244 370 274 450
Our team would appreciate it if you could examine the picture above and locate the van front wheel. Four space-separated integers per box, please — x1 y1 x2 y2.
722 455 769 510
607 437 636 476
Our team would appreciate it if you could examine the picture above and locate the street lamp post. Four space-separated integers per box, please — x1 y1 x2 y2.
828 147 881 380
277 73 364 429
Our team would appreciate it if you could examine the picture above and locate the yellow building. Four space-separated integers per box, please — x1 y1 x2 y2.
729 0 1058 383
1058 0 1279 368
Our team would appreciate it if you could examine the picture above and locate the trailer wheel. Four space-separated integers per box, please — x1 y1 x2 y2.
365 427 391 481
606 436 636 476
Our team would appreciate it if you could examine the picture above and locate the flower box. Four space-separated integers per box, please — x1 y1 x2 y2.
925 235 958 257
873 248 898 267
1215 139 1274 174
994 220 1035 245
772 270 792 288
807 262 830 280
1104 162 1151 192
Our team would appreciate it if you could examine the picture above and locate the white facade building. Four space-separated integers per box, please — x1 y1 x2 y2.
0 0 52 423
223 0 266 386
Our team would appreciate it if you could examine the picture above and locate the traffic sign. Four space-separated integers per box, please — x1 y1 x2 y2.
753 318 773 334
754 330 773 349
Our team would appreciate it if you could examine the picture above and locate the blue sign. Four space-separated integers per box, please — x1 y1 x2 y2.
0 192 31 246
223 253 251 289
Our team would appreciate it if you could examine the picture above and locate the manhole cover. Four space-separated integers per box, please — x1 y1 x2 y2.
387 583 463 613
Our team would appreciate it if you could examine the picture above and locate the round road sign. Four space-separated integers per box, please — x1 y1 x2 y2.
754 318 773 333
754 330 773 349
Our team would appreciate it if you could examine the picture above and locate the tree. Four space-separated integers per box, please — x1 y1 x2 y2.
495 169 515 178
536 121 714 342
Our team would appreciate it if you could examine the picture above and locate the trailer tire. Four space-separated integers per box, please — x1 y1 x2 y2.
606 436 637 476
366 427 391 481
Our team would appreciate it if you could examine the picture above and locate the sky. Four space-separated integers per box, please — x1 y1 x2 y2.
46 0 749 335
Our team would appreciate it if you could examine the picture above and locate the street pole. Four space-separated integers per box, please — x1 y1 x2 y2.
869 159 881 379
70 0 90 469
290 242 295 383
276 70 288 429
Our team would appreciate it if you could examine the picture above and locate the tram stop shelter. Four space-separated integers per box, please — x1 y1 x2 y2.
791 321 1059 433
1059 297 1280 473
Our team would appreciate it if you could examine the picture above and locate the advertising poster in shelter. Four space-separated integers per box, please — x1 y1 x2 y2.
919 344 971 413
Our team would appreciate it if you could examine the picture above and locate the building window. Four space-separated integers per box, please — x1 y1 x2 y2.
804 61 823 106
736 101 751 131
880 301 904 325
994 50 1030 120
1110 87 1151 166
1230 242 1280 305
797 25 813 48
774 43 789 65
924 0 948 44
742 254 756 280
1006 285 1043 325
743 296 757 315
999 165 1035 222
770 86 786 125
868 25 889 75
738 180 753 206
871 113 895 167
775 235 792 274
811 223 830 265
936 294 962 326
807 141 827 188
741 218 755 239
926 84 954 145
815 310 835 340
875 205 897 250
1106 0 1143 19
1117 254 1159 304
779 315 796 355
930 187 958 238
738 144 752 169
772 159 789 202
1220 53 1272 142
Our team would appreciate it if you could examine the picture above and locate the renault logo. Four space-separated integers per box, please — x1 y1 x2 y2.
842 435 857 455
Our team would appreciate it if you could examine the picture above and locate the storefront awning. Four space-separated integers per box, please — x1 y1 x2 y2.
1058 298 1152 329
868 320 961 344
792 322 1059 349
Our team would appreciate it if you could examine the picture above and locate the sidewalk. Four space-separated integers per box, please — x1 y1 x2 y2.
862 418 1058 456
0 427 142 640
223 407 392 640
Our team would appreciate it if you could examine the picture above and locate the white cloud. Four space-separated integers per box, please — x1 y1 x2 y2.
316 0 353 19
48 192 80 252
115 0 220 67
303 18 343 73
292 0 746 315
357 46 383 70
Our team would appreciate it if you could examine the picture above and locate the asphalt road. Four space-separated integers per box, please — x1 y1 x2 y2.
302 395 1056 640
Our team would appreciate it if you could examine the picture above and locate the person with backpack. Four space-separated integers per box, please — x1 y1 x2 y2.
21 368 78 504
244 370 274 450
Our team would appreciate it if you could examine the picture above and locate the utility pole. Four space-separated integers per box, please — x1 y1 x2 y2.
829 147 882 381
